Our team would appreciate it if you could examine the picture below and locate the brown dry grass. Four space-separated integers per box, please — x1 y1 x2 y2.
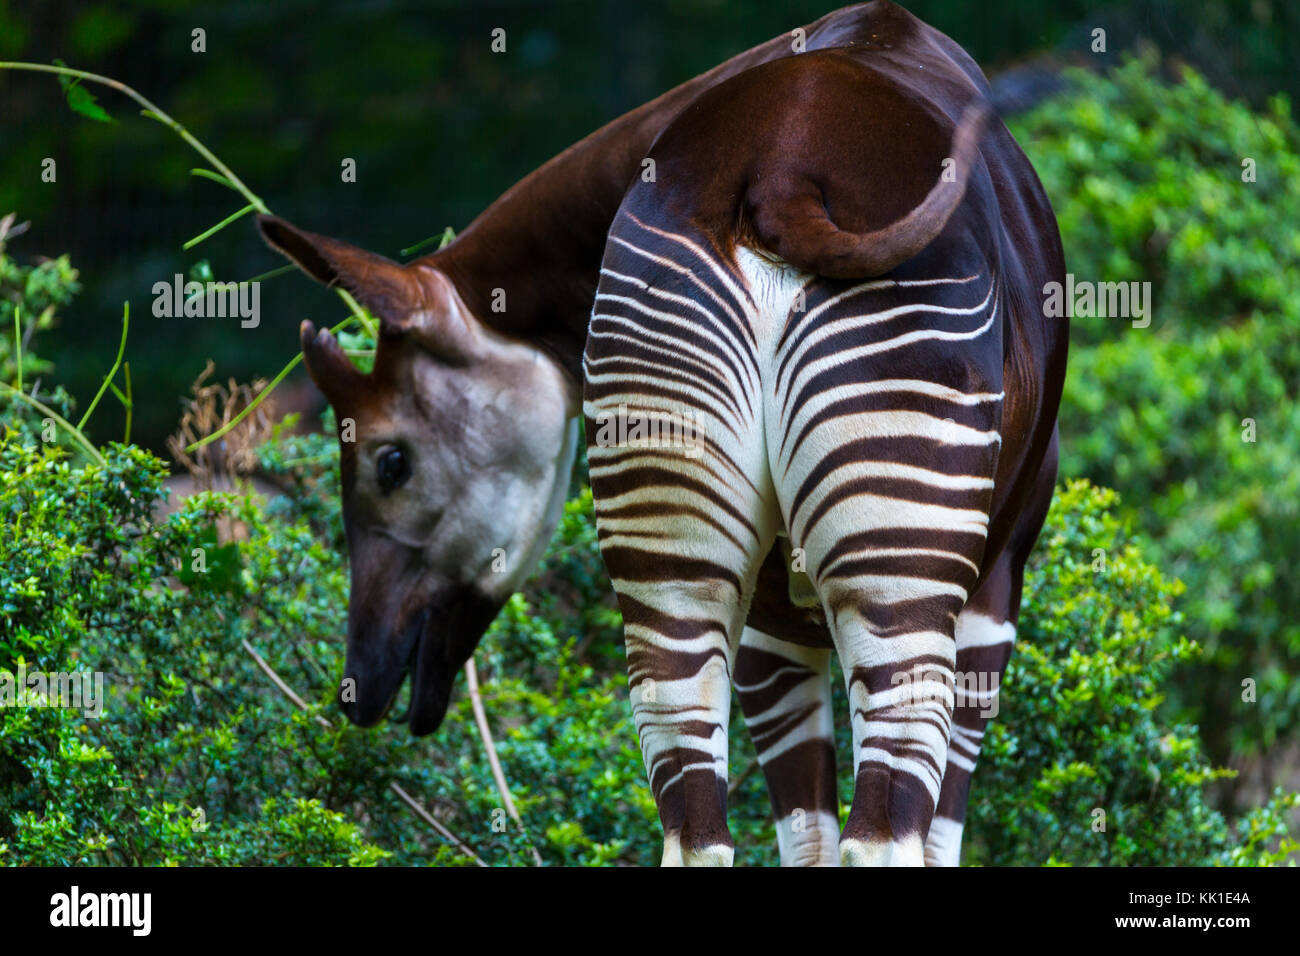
166 360 275 493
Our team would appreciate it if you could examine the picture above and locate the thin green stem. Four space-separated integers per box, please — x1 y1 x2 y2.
242 264 296 285
12 305 21 393
335 288 376 339
123 362 133 444
1 59 386 454
0 382 105 465
0 60 371 339
182 202 257 251
77 302 129 431
183 310 369 454
401 226 456 258
190 168 238 190
0 63 267 213
184 353 301 455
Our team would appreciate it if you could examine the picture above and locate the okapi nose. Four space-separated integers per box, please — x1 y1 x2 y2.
338 674 388 727
337 609 430 727
338 663 407 728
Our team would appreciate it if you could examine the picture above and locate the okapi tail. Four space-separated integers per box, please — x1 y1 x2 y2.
749 99 992 279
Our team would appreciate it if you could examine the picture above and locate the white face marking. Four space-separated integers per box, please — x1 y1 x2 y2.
348 290 580 604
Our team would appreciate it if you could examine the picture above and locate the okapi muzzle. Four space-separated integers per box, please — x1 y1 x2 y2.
340 529 497 735
257 215 579 737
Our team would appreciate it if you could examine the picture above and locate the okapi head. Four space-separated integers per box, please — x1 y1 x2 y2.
257 215 580 735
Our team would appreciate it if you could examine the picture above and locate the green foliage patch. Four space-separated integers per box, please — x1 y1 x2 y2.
1008 56 1300 763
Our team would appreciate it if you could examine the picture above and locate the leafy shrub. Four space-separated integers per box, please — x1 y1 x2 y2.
0 227 82 440
0 233 80 388
0 423 643 865
966 481 1297 866
1 242 661 865
5 419 1290 866
1008 56 1300 765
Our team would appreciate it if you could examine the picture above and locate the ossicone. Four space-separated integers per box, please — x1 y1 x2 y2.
299 320 366 406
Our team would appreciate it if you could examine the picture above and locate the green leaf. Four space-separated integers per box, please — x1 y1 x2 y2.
176 523 242 593
52 60 116 124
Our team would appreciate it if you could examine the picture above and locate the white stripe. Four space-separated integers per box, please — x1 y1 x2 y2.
781 297 999 407
954 612 1016 649
777 280 995 392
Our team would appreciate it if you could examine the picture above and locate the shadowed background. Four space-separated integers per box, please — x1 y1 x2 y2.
1 0 1296 450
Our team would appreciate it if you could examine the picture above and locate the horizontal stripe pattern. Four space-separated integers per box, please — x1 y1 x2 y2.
586 209 1007 863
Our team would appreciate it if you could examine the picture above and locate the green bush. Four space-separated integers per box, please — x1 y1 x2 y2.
1 231 82 440
5 419 1291 865
966 480 1297 865
0 238 660 864
1008 56 1300 764
0 415 676 865
0 238 80 387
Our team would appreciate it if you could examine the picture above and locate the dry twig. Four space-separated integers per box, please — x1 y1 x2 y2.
465 657 543 865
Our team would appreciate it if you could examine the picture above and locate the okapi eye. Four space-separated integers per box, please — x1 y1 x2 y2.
376 446 410 493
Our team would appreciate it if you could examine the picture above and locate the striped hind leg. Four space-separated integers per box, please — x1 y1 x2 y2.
776 468 988 867
756 258 1007 865
584 217 777 865
769 383 999 866
734 627 839 865
830 591 967 867
925 430 1058 866
587 468 774 866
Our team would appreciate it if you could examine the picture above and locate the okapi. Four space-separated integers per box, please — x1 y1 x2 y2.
257 0 1066 866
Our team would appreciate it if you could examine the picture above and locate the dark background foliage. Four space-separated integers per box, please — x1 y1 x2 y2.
1 0 1297 449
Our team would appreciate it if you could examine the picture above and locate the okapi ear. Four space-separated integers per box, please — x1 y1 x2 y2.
299 320 367 407
257 215 421 326
258 215 478 360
